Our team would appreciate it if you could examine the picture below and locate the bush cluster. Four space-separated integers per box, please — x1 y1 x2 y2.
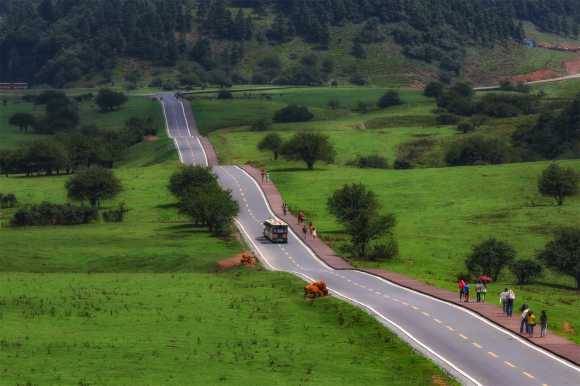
347 155 389 169
11 202 98 227
273 105 314 123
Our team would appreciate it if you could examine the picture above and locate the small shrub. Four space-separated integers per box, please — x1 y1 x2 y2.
217 91 233 99
368 239 399 261
273 105 314 123
355 100 373 111
435 113 461 125
350 73 366 86
509 260 544 284
377 91 403 109
393 158 413 170
249 119 272 132
456 122 475 134
162 81 175 91
347 155 389 169
102 202 132 223
0 193 19 208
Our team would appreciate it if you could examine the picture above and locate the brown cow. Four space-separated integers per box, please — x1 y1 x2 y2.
304 285 323 299
312 281 329 296
240 253 253 265
12 101 21 105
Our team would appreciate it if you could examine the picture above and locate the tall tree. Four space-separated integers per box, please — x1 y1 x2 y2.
281 132 335 169
537 227 580 290
537 163 580 206
65 167 123 207
257 132 283 160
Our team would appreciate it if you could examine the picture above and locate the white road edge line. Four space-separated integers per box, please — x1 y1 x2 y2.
196 137 209 166
158 96 171 138
233 165 580 373
178 98 191 137
172 138 184 163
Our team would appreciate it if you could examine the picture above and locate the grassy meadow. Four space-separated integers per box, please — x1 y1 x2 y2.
200 85 580 343
0 96 166 152
0 98 457 384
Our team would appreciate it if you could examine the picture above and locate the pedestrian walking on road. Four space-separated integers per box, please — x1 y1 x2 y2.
302 225 307 239
519 303 529 333
526 310 536 337
282 203 287 216
261 170 265 181
481 281 487 302
265 172 270 182
463 283 470 302
540 311 548 337
297 211 304 225
309 221 313 235
312 228 317 240
500 288 508 313
459 280 466 302
506 289 515 316
476 281 482 302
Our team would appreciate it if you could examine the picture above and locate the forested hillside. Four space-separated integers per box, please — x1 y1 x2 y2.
1 0 579 88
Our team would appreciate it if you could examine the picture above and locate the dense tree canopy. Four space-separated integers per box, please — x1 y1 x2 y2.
65 167 123 207
1 0 577 86
537 227 580 290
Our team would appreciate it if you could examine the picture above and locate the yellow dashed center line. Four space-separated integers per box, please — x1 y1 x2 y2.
245 204 249 207
422 311 430 316
402 302 408 305
340 276 346 278
446 326 454 331
458 334 468 340
347 279 352 282
375 292 381 295
472 343 482 348
411 306 418 310
384 295 390 298
504 361 516 368
353 283 359 286
433 318 442 323
360 285 366 289
488 352 498 358
367 288 373 292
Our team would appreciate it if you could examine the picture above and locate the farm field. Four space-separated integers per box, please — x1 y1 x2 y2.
201 85 580 343
0 100 457 385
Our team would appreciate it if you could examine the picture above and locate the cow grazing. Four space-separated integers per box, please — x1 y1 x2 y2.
240 253 253 265
304 285 323 299
312 281 329 296
12 101 21 105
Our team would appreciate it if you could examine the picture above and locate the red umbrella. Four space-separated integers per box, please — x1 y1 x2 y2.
479 276 492 281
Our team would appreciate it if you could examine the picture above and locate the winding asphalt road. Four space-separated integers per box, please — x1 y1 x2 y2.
159 93 580 386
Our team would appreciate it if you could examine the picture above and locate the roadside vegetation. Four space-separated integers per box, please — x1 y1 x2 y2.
0 92 457 385
202 81 580 343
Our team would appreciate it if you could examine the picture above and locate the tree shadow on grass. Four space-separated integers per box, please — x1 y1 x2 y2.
532 281 580 292
156 202 178 209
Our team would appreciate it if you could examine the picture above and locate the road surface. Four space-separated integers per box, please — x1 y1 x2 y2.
474 73 580 91
161 93 580 386
158 93 208 166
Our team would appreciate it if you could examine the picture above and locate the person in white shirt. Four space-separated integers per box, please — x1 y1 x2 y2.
476 281 483 302
500 289 507 313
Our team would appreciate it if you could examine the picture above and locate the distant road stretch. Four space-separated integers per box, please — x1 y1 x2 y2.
474 73 580 91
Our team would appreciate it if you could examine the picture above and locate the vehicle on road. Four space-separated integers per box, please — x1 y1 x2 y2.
263 219 288 243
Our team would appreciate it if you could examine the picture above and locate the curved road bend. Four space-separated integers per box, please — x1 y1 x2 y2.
160 95 580 386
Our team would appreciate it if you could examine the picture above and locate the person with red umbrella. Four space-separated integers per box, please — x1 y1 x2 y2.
459 279 466 302
479 276 491 302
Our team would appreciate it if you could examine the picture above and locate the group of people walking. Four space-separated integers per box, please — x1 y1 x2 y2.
458 280 488 302
515 302 548 338
301 219 316 240
260 170 270 182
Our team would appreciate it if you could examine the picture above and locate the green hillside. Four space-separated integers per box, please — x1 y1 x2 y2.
1 0 578 90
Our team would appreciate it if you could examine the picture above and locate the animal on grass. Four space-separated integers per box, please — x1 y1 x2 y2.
312 281 329 296
304 285 323 299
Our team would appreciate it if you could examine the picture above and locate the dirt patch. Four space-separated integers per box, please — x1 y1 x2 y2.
564 58 580 74
563 321 578 335
407 260 414 266
431 375 450 386
144 135 159 141
218 254 246 271
400 79 427 89
500 68 562 83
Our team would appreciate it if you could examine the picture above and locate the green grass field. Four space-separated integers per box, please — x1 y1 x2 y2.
203 85 580 344
1 96 457 384
0 96 166 151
